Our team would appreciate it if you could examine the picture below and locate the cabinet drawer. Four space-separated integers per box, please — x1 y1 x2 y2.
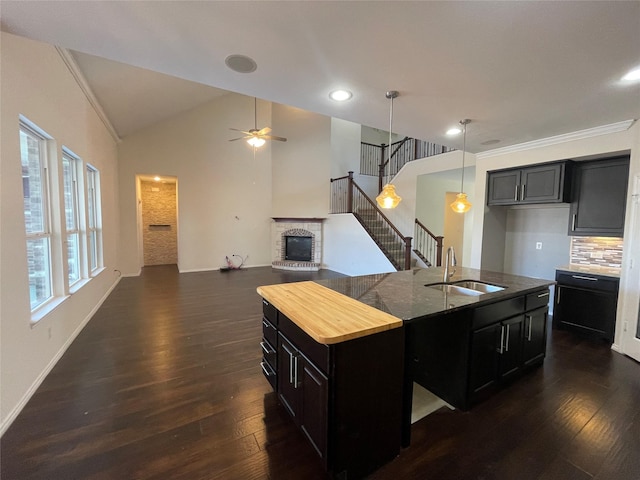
261 337 277 371
262 317 277 346
526 289 550 311
556 272 619 292
263 299 278 325
473 296 525 330
261 360 277 390
279 313 330 375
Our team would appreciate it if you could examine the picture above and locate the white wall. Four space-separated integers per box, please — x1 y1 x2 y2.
323 215 395 275
118 94 274 274
271 103 331 218
0 33 120 433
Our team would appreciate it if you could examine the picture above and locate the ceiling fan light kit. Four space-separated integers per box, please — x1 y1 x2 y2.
229 97 287 147
376 90 402 210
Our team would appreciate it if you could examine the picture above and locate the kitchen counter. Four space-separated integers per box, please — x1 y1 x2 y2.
315 267 555 322
556 263 621 279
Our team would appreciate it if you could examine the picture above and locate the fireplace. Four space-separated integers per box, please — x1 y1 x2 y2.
285 236 313 261
272 218 325 271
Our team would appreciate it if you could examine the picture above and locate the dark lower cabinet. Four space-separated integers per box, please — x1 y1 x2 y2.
261 301 404 479
554 270 619 342
408 288 550 411
277 332 328 459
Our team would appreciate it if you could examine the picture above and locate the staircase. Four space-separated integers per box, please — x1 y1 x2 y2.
330 172 443 271
353 208 409 270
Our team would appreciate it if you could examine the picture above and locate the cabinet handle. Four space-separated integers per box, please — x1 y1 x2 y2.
282 344 295 384
526 315 532 341
260 341 274 355
571 214 576 231
514 185 519 202
262 319 270 328
537 292 550 298
262 299 269 307
261 361 274 377
557 287 561 303
293 355 299 389
572 275 598 281
521 184 526 201
498 325 505 354
505 324 510 352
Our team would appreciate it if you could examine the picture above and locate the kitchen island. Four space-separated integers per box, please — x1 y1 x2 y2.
258 267 554 479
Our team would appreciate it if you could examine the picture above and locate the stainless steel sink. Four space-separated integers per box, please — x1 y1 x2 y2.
450 280 505 293
425 280 505 296
425 283 483 296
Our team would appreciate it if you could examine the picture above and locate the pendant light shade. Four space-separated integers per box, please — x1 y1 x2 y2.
376 183 402 209
376 90 402 209
450 119 472 214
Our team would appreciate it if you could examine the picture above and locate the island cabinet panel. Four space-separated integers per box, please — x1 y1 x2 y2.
487 161 570 206
263 304 404 479
408 288 550 411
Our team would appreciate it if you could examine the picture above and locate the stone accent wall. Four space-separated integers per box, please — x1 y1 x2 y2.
272 219 324 271
570 236 624 268
141 181 178 265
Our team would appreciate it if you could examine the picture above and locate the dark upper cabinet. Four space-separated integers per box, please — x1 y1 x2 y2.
487 161 571 206
568 156 630 237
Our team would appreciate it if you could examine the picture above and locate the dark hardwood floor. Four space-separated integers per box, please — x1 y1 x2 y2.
2 265 639 480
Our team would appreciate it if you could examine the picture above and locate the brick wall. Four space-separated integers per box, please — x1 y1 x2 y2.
141 181 177 265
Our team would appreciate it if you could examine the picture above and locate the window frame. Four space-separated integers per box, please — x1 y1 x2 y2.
62 148 83 288
20 121 54 311
86 164 103 274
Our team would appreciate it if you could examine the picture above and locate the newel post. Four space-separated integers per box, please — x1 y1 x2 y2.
404 236 413 271
435 236 444 267
347 171 354 213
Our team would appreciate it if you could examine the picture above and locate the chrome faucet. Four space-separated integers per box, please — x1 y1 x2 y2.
443 246 457 282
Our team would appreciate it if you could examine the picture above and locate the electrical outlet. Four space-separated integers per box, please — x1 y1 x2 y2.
536 242 543 250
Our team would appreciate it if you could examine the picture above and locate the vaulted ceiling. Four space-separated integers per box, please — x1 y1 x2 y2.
2 1 639 151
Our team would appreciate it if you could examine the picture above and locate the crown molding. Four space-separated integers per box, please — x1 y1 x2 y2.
476 119 636 160
55 47 121 143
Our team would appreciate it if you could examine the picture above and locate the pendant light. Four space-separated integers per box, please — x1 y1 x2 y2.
450 119 472 213
376 91 402 209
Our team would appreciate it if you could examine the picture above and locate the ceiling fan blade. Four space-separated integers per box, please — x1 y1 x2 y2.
229 136 249 142
257 127 272 136
229 128 253 135
263 135 287 142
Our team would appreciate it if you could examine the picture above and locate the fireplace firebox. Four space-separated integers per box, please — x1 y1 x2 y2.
285 236 313 261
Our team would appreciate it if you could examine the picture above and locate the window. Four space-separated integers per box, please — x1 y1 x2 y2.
86 165 102 273
20 123 52 310
62 150 82 286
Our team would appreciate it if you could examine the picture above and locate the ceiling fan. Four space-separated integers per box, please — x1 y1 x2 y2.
229 97 287 147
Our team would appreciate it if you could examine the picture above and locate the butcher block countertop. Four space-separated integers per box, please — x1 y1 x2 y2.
257 281 402 345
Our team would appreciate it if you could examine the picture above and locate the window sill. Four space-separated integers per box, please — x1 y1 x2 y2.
30 295 69 326
69 278 91 294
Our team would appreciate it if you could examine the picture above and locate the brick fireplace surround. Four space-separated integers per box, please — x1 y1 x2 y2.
271 218 325 271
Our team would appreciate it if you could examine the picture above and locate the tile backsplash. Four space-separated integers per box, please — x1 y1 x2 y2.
570 236 624 268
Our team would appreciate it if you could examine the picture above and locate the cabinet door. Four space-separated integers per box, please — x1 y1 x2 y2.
522 308 547 366
487 170 520 205
277 333 299 421
520 163 566 204
555 285 617 342
299 356 329 461
469 323 501 397
498 315 524 381
569 157 630 237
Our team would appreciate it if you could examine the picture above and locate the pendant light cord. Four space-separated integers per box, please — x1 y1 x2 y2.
386 91 399 186
460 119 470 193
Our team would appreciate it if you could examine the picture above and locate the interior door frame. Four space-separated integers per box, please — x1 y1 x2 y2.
619 174 640 362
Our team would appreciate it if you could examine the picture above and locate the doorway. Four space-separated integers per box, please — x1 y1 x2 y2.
621 174 640 362
443 191 465 266
137 175 178 266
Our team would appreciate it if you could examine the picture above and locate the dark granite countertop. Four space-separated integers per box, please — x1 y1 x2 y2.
556 264 621 279
315 267 555 321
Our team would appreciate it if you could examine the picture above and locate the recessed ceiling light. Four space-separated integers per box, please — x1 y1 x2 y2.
329 89 353 101
446 127 462 135
225 54 257 73
621 67 640 82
